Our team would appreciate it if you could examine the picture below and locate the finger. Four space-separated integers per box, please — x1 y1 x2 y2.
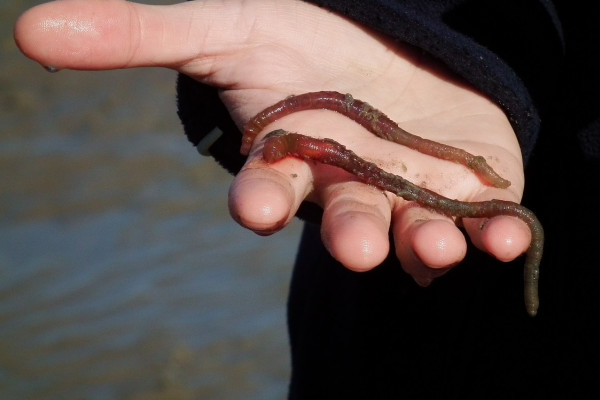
228 153 311 236
14 0 243 71
460 185 532 262
392 204 467 286
320 181 392 272
463 215 531 262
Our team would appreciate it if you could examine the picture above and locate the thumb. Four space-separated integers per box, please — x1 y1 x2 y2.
14 0 244 71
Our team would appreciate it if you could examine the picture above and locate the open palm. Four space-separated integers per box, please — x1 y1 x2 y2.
15 0 531 284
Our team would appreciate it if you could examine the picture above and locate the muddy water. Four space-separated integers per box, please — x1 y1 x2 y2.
1 1 302 398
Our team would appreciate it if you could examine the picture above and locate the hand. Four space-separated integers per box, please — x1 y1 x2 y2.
15 0 531 285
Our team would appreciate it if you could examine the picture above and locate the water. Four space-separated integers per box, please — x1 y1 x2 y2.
1 1 301 398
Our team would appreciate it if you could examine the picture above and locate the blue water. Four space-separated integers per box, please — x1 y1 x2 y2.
1 1 301 398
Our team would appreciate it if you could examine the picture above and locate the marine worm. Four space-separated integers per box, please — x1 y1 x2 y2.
261 130 543 317
242 91 511 189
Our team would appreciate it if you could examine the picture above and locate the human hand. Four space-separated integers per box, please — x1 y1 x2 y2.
15 0 531 285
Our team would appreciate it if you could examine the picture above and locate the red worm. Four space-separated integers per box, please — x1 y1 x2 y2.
243 91 511 189
262 130 543 317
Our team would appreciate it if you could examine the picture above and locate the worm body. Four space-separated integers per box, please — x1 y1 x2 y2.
244 91 511 188
245 93 544 317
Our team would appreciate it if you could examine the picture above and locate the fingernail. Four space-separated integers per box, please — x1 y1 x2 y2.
43 65 60 73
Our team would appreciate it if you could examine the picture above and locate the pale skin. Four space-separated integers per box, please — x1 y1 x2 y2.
14 0 531 287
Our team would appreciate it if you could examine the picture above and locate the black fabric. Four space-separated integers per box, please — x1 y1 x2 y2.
174 0 600 398
289 223 570 399
176 74 246 175
287 1 600 398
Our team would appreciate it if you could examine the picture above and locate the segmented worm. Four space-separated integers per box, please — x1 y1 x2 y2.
261 130 543 317
242 91 511 189
241 92 543 316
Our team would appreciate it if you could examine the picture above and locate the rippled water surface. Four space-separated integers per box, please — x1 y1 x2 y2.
1 1 302 398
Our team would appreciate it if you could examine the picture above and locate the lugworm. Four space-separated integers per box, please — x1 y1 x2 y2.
241 93 543 317
261 130 543 316
243 91 511 189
